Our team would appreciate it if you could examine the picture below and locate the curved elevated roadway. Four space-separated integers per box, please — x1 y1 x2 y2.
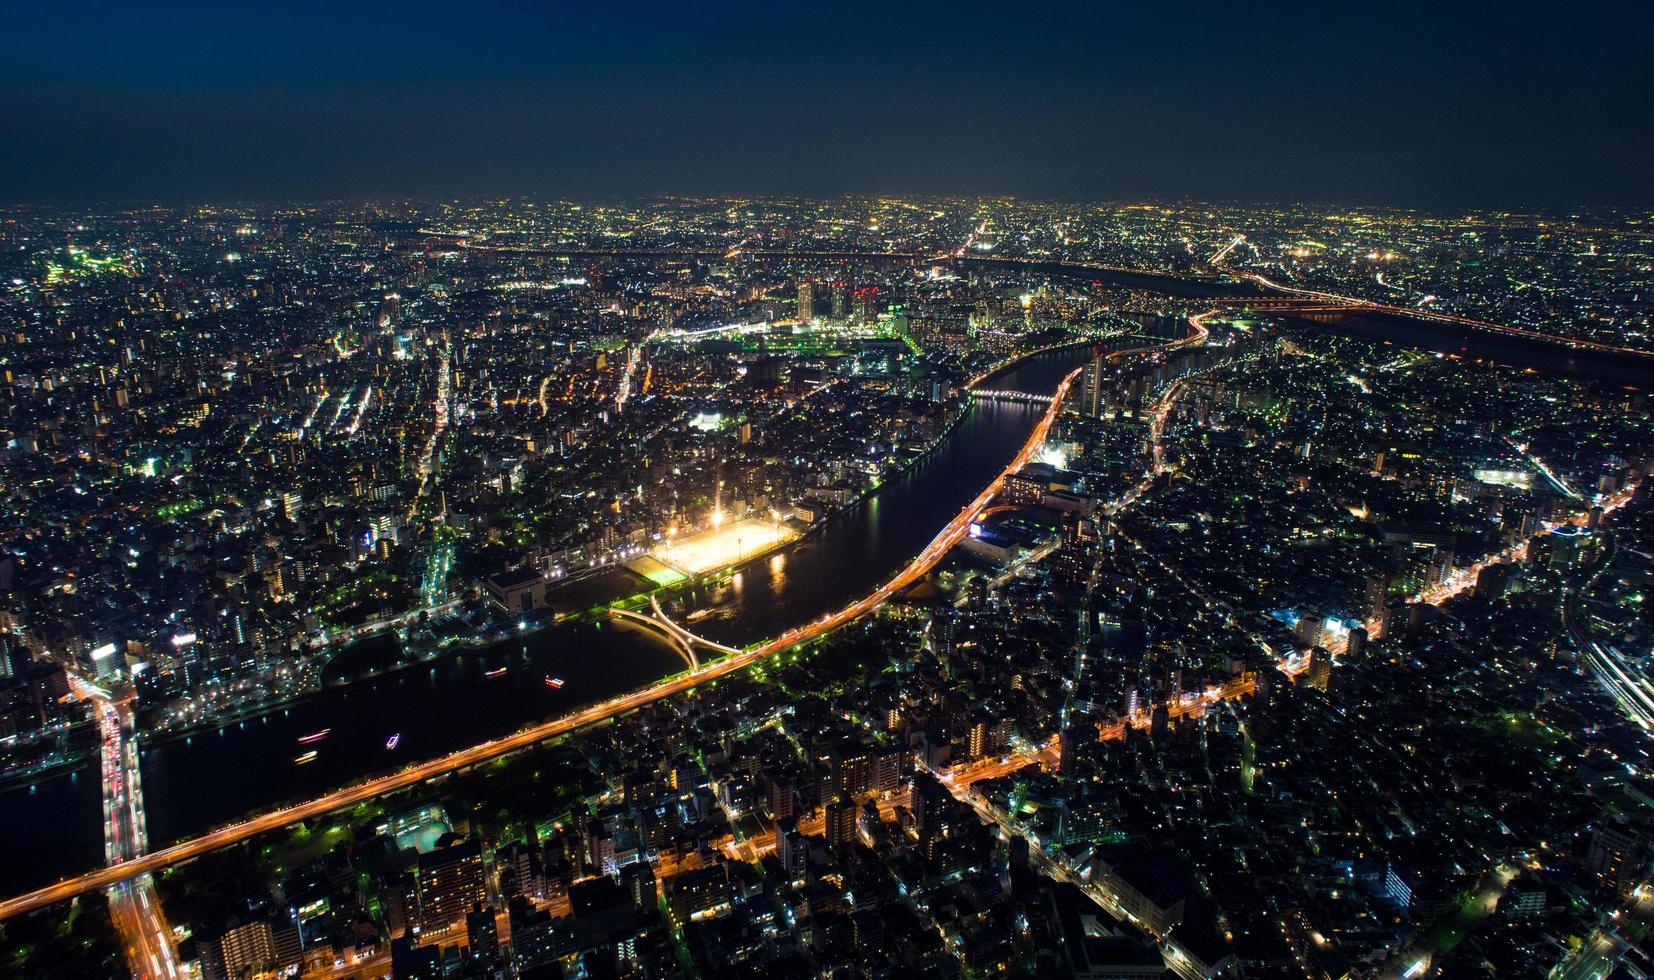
0 317 1205 922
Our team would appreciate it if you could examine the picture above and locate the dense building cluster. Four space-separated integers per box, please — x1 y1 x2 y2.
951 201 1654 351
1 199 1651 980
0 201 1135 746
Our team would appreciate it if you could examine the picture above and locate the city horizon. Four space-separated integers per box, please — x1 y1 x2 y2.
5 2 1651 208
3 6 1654 980
7 193 1654 214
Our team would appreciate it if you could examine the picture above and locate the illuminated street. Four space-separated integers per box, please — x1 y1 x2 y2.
0 336 1101 921
2 20 1651 971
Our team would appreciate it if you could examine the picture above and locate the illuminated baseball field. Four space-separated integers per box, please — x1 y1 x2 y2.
654 518 795 575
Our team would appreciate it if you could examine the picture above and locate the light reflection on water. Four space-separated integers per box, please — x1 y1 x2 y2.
769 552 787 596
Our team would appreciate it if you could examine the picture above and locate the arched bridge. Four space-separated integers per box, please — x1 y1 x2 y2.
607 596 744 671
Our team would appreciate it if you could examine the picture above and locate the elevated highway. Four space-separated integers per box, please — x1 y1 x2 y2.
0 316 1203 923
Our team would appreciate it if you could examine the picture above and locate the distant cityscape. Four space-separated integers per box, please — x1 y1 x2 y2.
1 197 1652 980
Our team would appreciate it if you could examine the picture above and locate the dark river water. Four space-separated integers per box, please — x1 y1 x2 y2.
676 349 1087 646
0 345 1092 895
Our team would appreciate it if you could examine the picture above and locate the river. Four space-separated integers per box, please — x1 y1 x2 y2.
675 348 1088 646
0 345 1093 895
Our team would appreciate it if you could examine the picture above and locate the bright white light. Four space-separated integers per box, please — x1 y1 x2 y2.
1036 444 1067 469
655 519 794 575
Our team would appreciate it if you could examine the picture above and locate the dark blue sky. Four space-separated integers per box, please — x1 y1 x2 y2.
3 1 1650 208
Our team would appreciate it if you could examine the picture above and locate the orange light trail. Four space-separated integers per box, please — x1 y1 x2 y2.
0 321 1205 922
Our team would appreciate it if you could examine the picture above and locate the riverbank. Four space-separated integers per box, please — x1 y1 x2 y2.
148 332 1109 745
0 344 1096 902
0 346 1100 918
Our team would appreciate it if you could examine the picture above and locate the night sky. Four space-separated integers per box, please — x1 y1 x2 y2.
3 1 1650 208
